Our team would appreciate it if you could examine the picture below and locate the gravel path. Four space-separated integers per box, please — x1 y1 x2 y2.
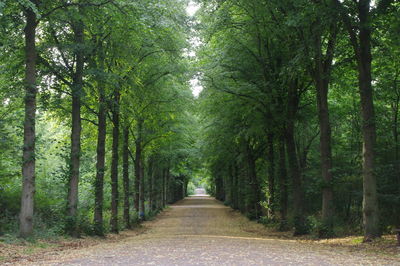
31 194 399 265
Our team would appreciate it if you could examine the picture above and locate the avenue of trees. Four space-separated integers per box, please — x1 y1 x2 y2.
196 0 399 241
0 0 197 238
1 0 399 243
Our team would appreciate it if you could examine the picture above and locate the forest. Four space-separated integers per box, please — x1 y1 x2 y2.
0 0 399 245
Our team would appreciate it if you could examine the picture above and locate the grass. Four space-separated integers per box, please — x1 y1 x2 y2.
351 237 363 244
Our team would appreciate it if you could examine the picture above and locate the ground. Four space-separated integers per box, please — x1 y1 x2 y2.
2 192 400 265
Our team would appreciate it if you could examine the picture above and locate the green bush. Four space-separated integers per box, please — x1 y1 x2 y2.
187 181 196 196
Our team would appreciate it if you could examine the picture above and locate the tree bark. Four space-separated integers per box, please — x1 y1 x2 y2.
123 126 130 229
20 5 37 238
140 155 145 220
312 19 336 237
93 79 106 236
67 16 84 236
334 0 380 241
165 167 171 204
392 94 400 227
246 142 261 219
358 0 379 240
134 120 143 218
162 168 167 207
110 89 120 233
93 38 107 236
232 163 239 210
267 133 275 219
278 133 289 231
148 159 155 212
285 83 307 235
285 122 307 235
215 174 224 201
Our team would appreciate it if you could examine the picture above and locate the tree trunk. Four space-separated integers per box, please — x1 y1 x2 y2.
148 159 155 212
316 78 334 236
229 164 235 208
267 133 275 219
357 0 379 241
286 84 307 235
165 167 171 204
134 143 141 214
313 23 336 237
162 168 167 207
392 95 400 227
393 97 400 189
123 126 130 229
225 165 233 205
67 17 84 236
246 142 261 219
215 174 224 202
285 121 307 235
278 133 289 231
20 5 37 238
139 155 145 220
93 39 107 236
134 120 143 219
93 80 106 236
232 163 239 210
110 89 120 233
334 0 380 241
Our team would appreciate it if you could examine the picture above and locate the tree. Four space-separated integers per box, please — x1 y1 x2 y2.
20 0 38 238
333 0 390 241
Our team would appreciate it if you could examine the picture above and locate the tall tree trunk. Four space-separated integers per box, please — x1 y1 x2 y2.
229 164 235 208
313 21 336 237
134 144 141 214
316 74 334 236
246 142 261 219
139 155 145 220
392 95 400 227
93 40 106 236
225 165 233 205
267 133 275 219
165 167 170 204
162 168 167 207
134 119 143 219
148 159 154 212
393 97 400 188
238 163 245 213
334 0 380 242
357 0 379 240
286 84 307 235
20 5 37 238
123 126 130 229
285 121 307 235
93 80 106 236
278 133 289 231
215 174 224 201
110 89 120 233
232 163 239 210
67 17 84 236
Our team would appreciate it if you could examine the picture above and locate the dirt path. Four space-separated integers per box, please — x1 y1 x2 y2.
14 195 400 265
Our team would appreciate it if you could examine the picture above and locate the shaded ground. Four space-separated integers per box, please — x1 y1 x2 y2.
3 195 400 265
